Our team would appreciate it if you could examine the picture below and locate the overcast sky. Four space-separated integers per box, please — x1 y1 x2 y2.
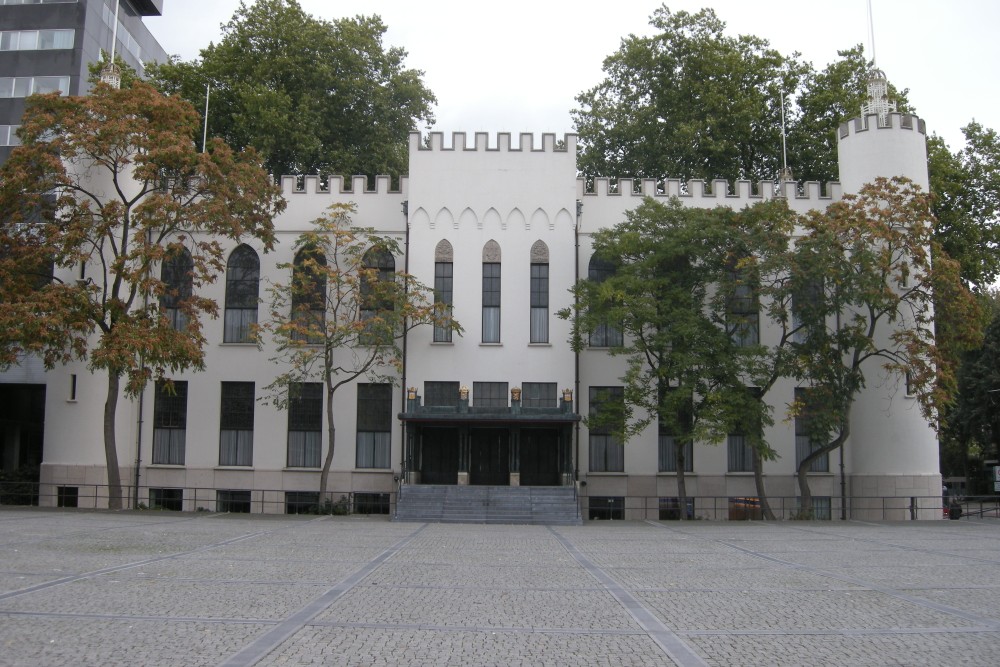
144 0 997 156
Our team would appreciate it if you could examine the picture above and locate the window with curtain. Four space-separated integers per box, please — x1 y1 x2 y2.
658 387 693 472
287 382 322 467
224 245 260 343
589 386 624 472
160 248 193 331
482 240 501 343
794 387 829 472
219 382 254 466
291 247 326 344
587 254 622 347
530 240 549 343
356 383 392 469
727 433 754 472
152 380 187 465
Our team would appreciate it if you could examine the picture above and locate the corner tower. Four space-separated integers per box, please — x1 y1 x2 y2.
837 69 928 195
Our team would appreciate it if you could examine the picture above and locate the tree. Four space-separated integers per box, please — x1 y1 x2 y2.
787 177 979 514
0 80 284 509
260 203 460 504
559 198 795 518
148 0 436 178
573 6 808 184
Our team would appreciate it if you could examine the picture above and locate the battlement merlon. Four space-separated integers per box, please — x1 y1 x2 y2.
279 174 409 196
838 112 926 139
577 177 841 204
410 131 578 153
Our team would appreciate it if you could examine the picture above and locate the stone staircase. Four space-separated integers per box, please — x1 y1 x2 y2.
394 485 582 525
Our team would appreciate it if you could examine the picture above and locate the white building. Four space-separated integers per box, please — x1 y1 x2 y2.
32 107 941 520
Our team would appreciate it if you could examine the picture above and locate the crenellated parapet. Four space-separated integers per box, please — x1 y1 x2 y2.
410 131 577 153
577 177 841 205
278 174 408 196
838 112 926 140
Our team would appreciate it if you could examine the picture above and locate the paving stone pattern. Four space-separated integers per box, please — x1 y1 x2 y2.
1 509 998 666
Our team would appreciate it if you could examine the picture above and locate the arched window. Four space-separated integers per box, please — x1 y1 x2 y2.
530 240 549 343
160 247 193 331
224 245 259 343
291 246 326 343
482 240 501 343
587 254 622 347
434 239 454 342
360 247 395 344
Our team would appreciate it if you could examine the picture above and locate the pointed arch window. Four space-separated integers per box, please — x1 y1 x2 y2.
587 254 622 347
291 246 326 344
434 239 454 342
224 245 260 343
160 247 193 331
530 240 549 343
482 240 501 343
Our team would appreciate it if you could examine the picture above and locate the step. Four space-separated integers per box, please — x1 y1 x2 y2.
395 484 582 525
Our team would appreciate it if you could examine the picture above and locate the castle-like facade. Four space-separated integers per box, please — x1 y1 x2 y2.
33 109 941 520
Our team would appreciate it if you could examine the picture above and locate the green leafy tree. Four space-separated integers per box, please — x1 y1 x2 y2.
260 203 460 504
148 0 436 178
560 198 795 518
0 80 284 509
573 6 808 184
787 177 979 514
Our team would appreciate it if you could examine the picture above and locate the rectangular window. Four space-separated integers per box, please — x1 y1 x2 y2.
285 491 319 514
57 486 78 508
433 261 453 342
152 380 187 465
795 388 829 473
217 490 251 513
149 488 183 511
658 435 693 472
589 386 624 472
354 492 390 515
287 382 322 467
588 496 624 520
530 263 548 343
0 29 74 51
0 126 22 147
482 262 501 343
219 382 254 466
424 381 460 407
473 381 508 408
69 374 77 401
659 497 694 520
522 382 557 408
727 434 754 472
727 271 759 347
356 383 392 469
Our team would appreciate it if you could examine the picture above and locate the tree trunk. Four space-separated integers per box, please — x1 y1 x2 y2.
104 372 123 510
319 386 337 508
798 413 851 519
751 447 776 520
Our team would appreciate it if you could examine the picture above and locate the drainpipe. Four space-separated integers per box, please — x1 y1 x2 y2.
574 200 582 485
400 200 409 488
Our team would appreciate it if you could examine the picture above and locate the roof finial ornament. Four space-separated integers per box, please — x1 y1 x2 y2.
860 0 896 125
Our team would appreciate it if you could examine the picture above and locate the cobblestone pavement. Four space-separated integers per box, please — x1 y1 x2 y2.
1 509 999 666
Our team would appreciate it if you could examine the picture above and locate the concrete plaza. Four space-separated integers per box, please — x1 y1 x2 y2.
0 509 998 666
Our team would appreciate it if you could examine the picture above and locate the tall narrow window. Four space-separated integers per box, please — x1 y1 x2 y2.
589 386 624 472
792 278 823 344
160 248 193 331
794 388 829 472
727 258 759 347
224 245 260 343
219 382 254 466
360 247 395 344
291 247 326 344
587 255 622 347
433 240 454 342
482 240 501 343
152 380 188 465
356 383 392 469
658 389 693 473
287 382 322 467
530 240 549 343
